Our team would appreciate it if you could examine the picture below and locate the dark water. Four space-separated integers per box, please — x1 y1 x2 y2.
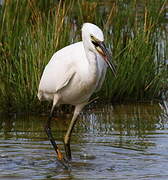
0 102 168 180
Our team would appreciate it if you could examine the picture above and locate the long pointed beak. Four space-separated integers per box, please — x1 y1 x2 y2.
96 42 116 78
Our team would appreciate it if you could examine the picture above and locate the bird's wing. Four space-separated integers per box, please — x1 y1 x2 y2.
38 54 76 94
54 65 75 92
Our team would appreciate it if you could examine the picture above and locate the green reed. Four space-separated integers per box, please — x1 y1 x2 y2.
0 0 167 113
101 0 167 101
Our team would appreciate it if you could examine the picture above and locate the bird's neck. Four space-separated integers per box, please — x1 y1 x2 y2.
85 48 98 76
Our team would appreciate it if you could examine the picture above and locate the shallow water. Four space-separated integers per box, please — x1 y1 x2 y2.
0 102 168 180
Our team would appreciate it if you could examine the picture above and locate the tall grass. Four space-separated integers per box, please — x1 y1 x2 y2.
0 0 73 112
102 0 168 102
0 0 167 113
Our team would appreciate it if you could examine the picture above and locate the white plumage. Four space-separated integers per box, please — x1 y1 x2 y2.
38 41 107 104
37 23 116 163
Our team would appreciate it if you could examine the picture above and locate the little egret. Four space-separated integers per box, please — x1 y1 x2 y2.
38 23 116 166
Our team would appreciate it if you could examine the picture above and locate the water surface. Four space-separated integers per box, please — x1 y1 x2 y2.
0 102 168 179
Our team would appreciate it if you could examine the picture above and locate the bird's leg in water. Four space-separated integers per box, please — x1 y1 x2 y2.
64 103 86 160
45 104 69 168
45 110 62 160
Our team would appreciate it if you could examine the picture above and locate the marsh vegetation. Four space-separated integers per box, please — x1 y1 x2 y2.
0 0 167 113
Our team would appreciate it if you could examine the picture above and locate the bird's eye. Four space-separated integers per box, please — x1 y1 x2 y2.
92 41 99 47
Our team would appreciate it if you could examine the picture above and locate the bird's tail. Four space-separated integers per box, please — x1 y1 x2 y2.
37 90 43 101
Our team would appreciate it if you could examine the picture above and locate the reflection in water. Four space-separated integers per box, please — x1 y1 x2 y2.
0 102 168 179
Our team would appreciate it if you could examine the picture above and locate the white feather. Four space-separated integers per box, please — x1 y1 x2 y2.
38 23 110 105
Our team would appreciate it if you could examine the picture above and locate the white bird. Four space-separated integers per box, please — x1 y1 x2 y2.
37 23 116 166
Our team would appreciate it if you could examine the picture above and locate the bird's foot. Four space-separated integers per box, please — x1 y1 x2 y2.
57 158 71 170
57 148 64 161
56 147 71 170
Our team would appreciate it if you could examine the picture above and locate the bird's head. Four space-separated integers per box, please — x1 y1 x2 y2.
82 23 116 77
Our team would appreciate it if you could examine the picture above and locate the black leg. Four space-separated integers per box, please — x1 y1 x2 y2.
45 115 61 159
45 107 69 169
